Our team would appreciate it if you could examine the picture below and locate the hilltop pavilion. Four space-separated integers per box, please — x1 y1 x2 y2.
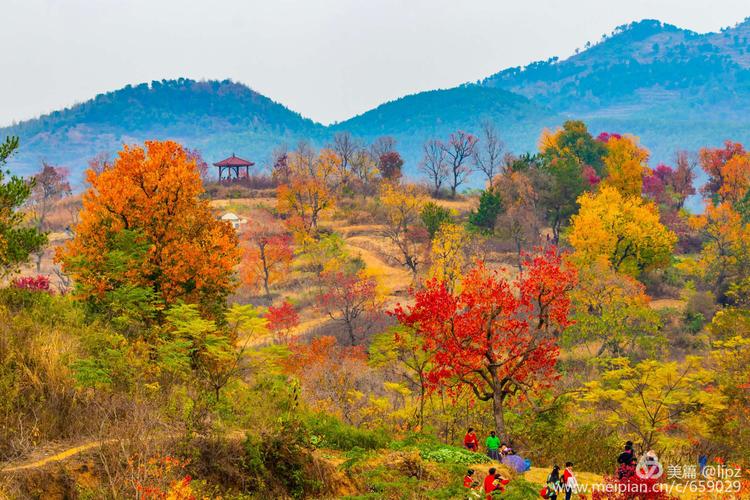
213 153 254 180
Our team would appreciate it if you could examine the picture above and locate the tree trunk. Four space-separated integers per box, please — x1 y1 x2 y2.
491 374 506 437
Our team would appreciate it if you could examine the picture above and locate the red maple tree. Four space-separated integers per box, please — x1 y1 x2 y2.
266 300 299 343
392 248 576 434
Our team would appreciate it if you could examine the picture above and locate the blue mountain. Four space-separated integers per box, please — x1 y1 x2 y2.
4 17 750 183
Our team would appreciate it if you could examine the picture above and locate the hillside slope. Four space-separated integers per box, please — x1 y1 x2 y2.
1 78 324 181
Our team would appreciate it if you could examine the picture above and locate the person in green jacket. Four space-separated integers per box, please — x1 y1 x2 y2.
486 431 501 461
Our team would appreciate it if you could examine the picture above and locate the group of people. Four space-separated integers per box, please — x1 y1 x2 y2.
463 467 510 499
543 463 578 500
463 428 514 461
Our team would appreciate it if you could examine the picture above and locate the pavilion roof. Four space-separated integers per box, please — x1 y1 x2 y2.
213 153 254 167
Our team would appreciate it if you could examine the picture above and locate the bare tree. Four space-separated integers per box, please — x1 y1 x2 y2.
331 131 360 186
473 121 504 185
441 130 478 198
419 139 448 197
370 136 397 160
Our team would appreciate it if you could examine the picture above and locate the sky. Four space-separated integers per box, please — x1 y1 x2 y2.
1 0 749 127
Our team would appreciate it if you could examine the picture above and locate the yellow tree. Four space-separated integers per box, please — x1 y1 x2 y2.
602 134 649 197
276 145 338 240
569 185 676 276
581 357 726 453
56 140 239 321
427 222 470 291
379 182 428 281
690 202 750 297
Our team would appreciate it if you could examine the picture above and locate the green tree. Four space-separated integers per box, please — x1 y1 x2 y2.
0 136 47 277
468 189 502 232
420 202 453 239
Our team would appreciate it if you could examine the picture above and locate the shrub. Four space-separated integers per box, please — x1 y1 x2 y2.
420 202 453 239
304 413 389 451
12 275 51 292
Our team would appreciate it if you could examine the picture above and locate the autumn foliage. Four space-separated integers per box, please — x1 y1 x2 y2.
57 140 239 318
393 249 576 433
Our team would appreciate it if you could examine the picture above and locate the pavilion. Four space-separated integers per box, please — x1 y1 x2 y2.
213 153 255 180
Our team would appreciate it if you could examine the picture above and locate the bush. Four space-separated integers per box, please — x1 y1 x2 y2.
419 446 490 465
420 202 453 239
304 413 389 451
469 189 502 232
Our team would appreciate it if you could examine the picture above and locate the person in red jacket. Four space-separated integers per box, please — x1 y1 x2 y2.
464 469 478 489
464 427 479 451
483 468 498 499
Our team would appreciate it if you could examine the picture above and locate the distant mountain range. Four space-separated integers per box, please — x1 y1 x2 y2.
3 17 750 186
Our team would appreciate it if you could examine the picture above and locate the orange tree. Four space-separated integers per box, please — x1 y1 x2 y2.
57 140 239 325
392 248 576 436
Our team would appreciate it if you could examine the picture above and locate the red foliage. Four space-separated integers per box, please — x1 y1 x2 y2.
317 270 382 344
12 275 51 293
266 300 299 342
392 248 576 406
597 132 622 143
379 151 404 181
582 164 601 187
699 141 747 199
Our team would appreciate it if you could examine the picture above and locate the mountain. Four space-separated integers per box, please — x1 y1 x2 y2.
337 18 750 170
1 78 323 182
4 18 750 184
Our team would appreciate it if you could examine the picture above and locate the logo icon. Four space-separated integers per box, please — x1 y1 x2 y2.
635 452 663 479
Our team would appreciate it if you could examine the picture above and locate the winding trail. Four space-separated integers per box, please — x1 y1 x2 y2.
0 439 116 473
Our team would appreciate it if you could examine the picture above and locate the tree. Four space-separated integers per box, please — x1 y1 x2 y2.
331 132 359 188
370 136 396 160
473 121 504 184
691 202 750 299
379 182 428 281
161 302 268 401
276 144 337 239
582 357 726 452
350 148 379 193
539 121 606 243
469 189 503 233
369 326 432 428
565 257 663 358
378 151 404 182
29 162 72 271
393 249 576 435
419 139 448 197
602 134 649 197
441 130 478 198
29 162 72 231
317 269 384 345
427 223 470 292
420 202 453 239
282 336 375 425
0 136 47 278
57 140 239 320
569 186 677 276
242 211 294 298
699 141 747 202
495 171 543 267
266 300 299 343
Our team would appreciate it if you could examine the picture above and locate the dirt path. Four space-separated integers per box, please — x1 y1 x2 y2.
0 439 117 473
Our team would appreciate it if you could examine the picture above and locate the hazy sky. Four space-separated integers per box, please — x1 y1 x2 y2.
2 0 749 126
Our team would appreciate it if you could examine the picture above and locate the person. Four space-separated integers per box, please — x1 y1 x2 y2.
617 441 637 479
464 469 478 489
483 467 498 499
486 431 501 461
494 471 510 493
546 465 562 500
464 428 479 452
562 462 578 500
